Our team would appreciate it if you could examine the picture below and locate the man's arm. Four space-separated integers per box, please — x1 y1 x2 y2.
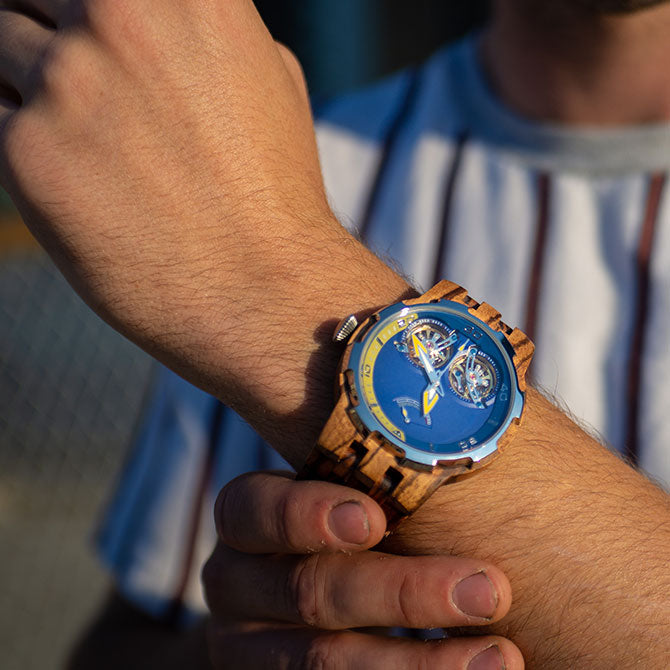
390 389 670 668
0 0 409 469
1 2 669 668
198 419 670 669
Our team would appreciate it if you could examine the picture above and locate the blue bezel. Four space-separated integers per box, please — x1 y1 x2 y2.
347 299 524 467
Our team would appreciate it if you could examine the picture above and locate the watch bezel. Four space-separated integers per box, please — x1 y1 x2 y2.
346 298 524 467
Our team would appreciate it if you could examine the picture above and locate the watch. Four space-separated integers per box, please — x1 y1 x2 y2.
299 280 534 524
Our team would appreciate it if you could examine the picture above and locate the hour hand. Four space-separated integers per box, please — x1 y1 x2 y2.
413 334 444 415
413 333 438 382
421 381 440 416
414 334 448 398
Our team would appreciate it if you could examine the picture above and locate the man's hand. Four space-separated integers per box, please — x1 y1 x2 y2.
203 472 524 669
384 389 670 669
3 3 669 669
0 0 410 468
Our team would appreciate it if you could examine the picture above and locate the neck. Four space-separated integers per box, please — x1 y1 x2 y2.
481 1 670 125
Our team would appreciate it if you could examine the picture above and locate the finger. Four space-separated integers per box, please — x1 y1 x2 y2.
0 9 54 97
208 623 524 670
0 1 63 28
275 41 310 105
204 545 513 629
214 471 388 553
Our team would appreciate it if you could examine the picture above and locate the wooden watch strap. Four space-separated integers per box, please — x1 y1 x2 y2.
300 393 469 525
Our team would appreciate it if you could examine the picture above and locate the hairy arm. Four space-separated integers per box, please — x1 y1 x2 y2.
0 0 408 468
1 2 668 668
388 389 670 667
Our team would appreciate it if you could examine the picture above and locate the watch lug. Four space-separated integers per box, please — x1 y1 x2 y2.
343 369 359 407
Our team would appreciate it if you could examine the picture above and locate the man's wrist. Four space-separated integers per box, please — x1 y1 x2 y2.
384 388 670 668
194 216 414 468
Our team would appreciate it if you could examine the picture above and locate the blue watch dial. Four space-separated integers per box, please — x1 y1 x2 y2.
349 301 521 464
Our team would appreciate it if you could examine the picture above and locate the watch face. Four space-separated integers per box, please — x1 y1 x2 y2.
349 300 523 466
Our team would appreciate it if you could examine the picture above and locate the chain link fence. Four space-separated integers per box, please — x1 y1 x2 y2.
0 208 155 669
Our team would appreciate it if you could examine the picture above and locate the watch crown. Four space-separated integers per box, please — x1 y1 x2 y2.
333 314 358 343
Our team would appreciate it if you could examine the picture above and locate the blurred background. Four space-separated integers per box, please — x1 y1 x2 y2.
0 2 488 668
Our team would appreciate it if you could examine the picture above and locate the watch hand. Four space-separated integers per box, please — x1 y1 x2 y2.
431 366 448 398
453 367 465 394
435 331 458 352
431 350 453 397
465 346 485 408
436 365 449 381
422 381 440 417
413 333 439 383
413 333 443 416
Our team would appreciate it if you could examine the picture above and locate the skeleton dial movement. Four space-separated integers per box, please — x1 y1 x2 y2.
354 306 509 457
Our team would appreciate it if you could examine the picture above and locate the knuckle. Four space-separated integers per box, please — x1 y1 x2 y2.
275 41 308 95
214 474 250 549
39 40 72 94
291 553 330 628
0 112 50 189
302 633 347 670
78 0 163 64
275 42 301 72
275 488 308 551
79 0 135 33
39 38 89 104
395 570 425 627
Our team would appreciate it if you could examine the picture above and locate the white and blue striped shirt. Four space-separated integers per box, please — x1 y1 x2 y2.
98 36 670 623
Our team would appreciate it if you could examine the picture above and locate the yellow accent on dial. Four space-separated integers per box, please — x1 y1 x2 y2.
358 313 418 442
412 332 428 357
422 388 439 415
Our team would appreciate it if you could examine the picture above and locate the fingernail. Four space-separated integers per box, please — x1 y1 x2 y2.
328 501 370 544
452 572 498 619
468 645 505 670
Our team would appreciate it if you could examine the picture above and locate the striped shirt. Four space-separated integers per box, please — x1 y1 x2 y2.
97 35 670 623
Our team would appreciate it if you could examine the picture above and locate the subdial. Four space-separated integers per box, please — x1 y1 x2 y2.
394 396 432 426
448 346 498 408
394 319 457 369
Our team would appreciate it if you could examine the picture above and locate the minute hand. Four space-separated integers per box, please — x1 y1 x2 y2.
413 335 443 415
417 343 439 384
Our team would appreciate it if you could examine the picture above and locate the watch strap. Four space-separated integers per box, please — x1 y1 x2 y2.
301 393 470 525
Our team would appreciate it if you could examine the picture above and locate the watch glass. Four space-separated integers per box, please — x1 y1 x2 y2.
350 301 520 465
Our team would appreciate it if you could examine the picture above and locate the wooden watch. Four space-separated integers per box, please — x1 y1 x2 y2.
299 280 534 525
